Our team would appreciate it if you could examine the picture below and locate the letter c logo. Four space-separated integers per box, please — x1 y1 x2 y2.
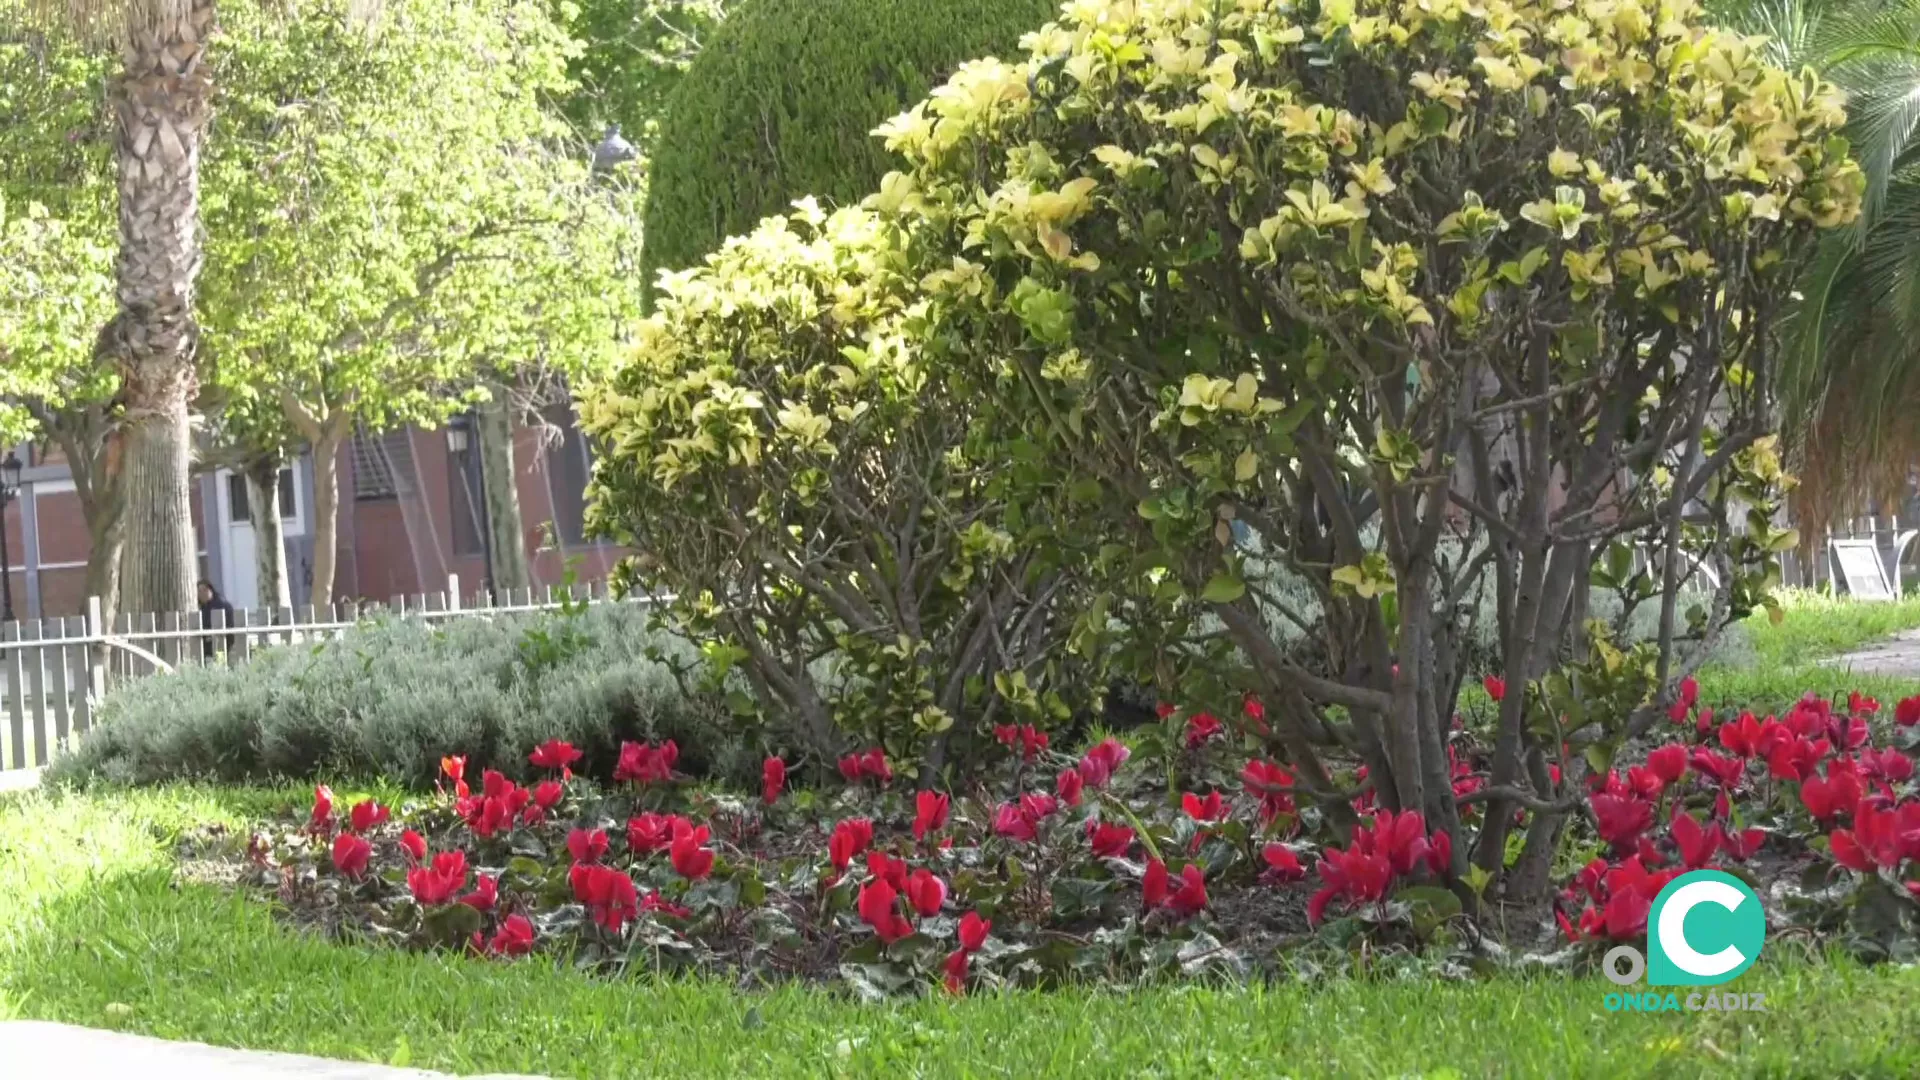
1647 870 1765 987
1657 879 1747 977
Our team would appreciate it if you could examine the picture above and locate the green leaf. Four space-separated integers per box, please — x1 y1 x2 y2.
839 962 914 1002
420 902 483 943
1584 743 1616 776
1396 884 1463 937
1200 572 1247 603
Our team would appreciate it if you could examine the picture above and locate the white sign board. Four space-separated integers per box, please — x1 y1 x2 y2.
1833 541 1893 601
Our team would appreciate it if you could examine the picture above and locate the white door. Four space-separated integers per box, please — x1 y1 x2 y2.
215 467 305 611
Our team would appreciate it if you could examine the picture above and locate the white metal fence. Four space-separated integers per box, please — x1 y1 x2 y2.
0 575 634 772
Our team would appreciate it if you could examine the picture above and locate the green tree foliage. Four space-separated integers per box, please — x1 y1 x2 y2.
198 0 644 602
867 0 1859 889
1717 0 1920 527
0 20 116 445
637 0 1056 285
583 202 1092 773
587 0 1861 891
558 0 730 147
4 0 644 605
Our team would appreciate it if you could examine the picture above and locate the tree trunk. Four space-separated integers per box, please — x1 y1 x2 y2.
477 390 531 592
40 402 126 623
242 455 290 609
84 498 127 621
309 429 342 604
107 0 216 617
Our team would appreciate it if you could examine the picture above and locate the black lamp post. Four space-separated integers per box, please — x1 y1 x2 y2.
446 422 493 597
0 450 21 622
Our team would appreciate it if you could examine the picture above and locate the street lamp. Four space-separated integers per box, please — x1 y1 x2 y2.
0 450 21 622
446 422 493 597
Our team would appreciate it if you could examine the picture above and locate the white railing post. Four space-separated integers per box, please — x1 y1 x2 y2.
447 574 461 613
87 595 106 703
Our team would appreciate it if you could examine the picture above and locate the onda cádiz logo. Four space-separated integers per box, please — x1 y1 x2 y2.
1601 870 1768 1014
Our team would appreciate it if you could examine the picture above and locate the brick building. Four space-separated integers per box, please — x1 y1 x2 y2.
1 404 620 619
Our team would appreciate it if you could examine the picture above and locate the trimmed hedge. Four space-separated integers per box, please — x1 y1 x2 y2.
638 0 1055 286
50 605 749 789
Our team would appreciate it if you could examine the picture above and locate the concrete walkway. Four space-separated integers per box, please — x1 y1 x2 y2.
0 1021 545 1079
1818 628 1920 678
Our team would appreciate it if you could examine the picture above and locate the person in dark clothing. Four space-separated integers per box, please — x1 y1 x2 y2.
197 579 236 660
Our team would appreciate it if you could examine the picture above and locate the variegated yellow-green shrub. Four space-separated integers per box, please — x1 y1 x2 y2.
856 0 1861 894
581 203 1094 775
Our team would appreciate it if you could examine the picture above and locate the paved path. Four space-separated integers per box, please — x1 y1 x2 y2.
1818 628 1920 678
0 1021 545 1079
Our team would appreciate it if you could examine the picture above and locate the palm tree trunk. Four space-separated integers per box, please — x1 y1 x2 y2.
107 0 216 616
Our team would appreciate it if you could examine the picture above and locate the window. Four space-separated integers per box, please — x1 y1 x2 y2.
227 470 295 524
448 421 486 557
352 428 400 500
544 402 593 545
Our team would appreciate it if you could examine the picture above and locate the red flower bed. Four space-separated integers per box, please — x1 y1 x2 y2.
223 690 1920 996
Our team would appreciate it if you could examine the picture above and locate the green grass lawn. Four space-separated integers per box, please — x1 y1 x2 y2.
1693 590 1920 710
2 785 1917 1078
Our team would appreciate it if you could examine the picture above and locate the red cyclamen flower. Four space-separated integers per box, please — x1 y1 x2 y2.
992 801 1039 842
1670 811 1719 870
669 820 715 880
994 724 1049 761
458 874 498 912
1240 759 1296 822
1261 842 1305 882
1483 675 1506 702
528 739 582 773
532 779 565 810
1590 794 1655 851
408 850 469 906
829 818 875 872
642 890 692 919
330 833 371 879
1895 695 1920 727
486 914 536 957
1185 712 1223 749
1086 821 1135 858
762 757 787 806
1182 790 1225 823
1142 858 1170 909
1307 846 1392 926
627 812 683 854
1646 744 1688 786
1076 739 1130 789
347 799 388 835
913 791 950 842
1167 864 1208 917
857 878 915 943
568 827 609 865
310 785 334 830
399 829 428 864
1056 767 1084 806
614 740 678 784
942 949 969 995
958 911 990 952
904 869 948 917
572 864 639 932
